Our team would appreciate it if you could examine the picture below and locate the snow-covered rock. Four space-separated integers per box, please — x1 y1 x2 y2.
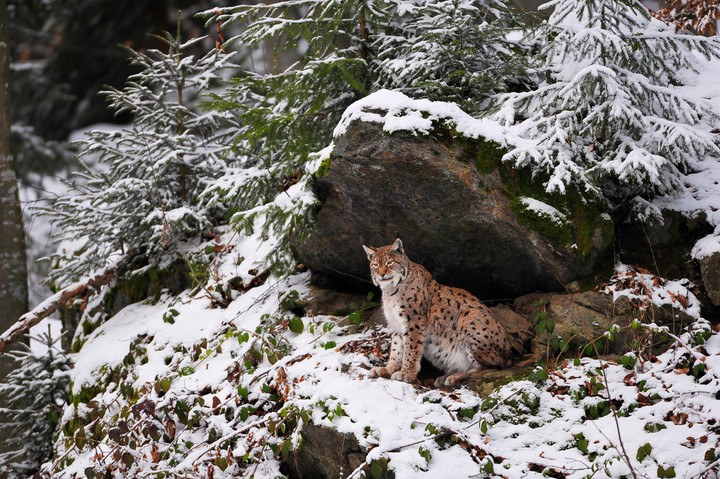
295 107 614 299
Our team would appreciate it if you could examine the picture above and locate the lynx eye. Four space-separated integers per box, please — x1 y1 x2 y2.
371 262 379 268
386 260 395 266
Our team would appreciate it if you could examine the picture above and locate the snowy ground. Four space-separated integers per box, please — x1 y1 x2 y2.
49 220 719 478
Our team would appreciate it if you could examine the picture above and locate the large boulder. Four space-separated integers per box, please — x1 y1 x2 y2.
295 119 613 300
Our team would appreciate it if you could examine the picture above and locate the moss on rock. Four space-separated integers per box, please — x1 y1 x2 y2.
491 151 614 264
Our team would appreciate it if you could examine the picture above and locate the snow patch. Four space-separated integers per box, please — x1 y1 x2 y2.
333 89 527 149
519 197 567 224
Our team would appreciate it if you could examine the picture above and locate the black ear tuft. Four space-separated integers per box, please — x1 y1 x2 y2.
362 244 376 259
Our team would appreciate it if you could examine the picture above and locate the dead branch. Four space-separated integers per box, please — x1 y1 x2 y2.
0 255 130 354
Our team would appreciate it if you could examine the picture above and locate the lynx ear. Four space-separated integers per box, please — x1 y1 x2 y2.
391 238 404 254
362 244 376 259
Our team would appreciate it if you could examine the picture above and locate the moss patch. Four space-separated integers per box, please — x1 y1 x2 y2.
436 127 613 262
496 159 613 262
509 197 572 247
469 137 506 174
400 122 614 265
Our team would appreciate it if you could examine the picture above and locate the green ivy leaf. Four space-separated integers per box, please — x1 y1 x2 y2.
288 317 304 334
238 385 249 400
461 407 475 419
574 433 589 454
371 460 383 479
480 420 489 434
536 320 546 335
657 465 676 478
636 442 652 462
347 310 363 325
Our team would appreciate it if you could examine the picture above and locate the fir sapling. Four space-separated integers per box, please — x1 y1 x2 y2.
46 33 239 287
492 0 720 211
200 1 393 273
0 329 71 479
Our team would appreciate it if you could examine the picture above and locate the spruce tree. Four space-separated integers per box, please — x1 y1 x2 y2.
492 0 720 211
0 328 71 479
373 0 530 112
46 33 238 287
203 0 528 272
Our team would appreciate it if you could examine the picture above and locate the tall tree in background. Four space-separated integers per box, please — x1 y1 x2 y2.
0 0 29 340
0 0 29 463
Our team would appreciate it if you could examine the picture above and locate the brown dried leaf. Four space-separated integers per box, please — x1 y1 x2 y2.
166 419 176 441
677 294 690 309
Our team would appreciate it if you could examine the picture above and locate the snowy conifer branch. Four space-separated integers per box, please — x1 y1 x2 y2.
493 0 720 204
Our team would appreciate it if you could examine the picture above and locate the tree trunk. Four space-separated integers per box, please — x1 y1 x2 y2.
0 0 30 460
0 0 29 327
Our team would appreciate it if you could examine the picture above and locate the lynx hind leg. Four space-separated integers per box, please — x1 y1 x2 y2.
434 368 481 388
460 308 512 369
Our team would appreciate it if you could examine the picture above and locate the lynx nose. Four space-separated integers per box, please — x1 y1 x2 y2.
378 268 392 280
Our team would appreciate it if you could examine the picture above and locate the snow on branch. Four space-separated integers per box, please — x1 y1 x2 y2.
0 255 129 355
334 89 525 148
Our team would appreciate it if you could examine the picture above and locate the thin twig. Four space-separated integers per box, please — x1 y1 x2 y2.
590 343 639 479
0 254 130 354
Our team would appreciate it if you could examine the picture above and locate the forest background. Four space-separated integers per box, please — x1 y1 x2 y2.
2 0 720 478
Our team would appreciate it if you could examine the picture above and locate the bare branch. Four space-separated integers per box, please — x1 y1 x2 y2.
0 255 130 354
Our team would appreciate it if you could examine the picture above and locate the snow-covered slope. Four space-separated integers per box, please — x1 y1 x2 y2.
44 207 720 479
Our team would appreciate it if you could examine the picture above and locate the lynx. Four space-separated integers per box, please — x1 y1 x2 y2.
363 238 512 387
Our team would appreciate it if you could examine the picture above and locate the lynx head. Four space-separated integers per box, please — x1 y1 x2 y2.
362 238 409 290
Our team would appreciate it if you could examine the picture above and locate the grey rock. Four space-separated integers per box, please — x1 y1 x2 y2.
699 253 720 306
283 422 385 479
514 290 696 361
295 120 612 300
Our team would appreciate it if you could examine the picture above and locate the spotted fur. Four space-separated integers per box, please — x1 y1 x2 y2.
363 238 512 387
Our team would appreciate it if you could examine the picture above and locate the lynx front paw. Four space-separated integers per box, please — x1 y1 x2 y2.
390 371 416 383
370 366 391 378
